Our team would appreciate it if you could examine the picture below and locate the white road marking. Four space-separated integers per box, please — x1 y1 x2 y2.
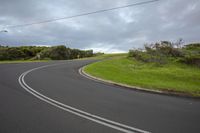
18 63 150 133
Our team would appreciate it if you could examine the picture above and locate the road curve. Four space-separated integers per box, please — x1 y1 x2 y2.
0 59 200 133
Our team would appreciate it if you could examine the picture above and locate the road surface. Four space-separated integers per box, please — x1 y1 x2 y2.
0 60 200 133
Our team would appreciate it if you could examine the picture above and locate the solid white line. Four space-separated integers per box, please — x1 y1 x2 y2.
18 63 150 133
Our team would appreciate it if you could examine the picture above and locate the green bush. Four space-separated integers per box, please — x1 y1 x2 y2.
129 49 167 64
129 41 200 67
0 45 94 61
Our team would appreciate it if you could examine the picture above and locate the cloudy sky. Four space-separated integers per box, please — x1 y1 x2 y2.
0 0 199 53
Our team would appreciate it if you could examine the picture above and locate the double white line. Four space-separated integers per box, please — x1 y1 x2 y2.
18 63 150 133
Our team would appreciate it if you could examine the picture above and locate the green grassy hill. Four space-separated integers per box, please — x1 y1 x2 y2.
84 55 200 97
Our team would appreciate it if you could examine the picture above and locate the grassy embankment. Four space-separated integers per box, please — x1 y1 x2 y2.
0 54 114 64
0 59 50 64
84 54 200 96
0 54 124 64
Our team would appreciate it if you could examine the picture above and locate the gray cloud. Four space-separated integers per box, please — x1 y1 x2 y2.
0 0 199 53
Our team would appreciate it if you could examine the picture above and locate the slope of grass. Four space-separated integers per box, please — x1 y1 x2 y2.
0 59 50 64
84 55 200 96
0 53 126 64
91 53 127 59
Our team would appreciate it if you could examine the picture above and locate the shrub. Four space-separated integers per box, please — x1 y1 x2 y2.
183 56 200 67
181 44 200 67
129 40 200 67
129 49 167 64
0 45 94 61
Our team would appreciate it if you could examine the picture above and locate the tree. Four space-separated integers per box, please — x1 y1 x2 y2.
48 45 68 60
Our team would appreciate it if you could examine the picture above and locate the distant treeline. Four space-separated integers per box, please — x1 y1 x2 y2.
129 40 200 67
0 45 93 60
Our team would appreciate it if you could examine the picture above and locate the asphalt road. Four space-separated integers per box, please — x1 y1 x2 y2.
0 59 200 133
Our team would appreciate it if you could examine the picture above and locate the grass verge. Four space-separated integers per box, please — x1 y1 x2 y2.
84 55 200 97
0 53 126 64
0 60 50 64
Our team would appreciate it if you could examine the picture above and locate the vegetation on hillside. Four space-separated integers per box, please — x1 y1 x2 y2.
128 40 200 67
84 40 200 97
0 45 93 60
85 56 200 96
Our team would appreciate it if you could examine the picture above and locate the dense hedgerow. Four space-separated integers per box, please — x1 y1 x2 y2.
0 45 93 60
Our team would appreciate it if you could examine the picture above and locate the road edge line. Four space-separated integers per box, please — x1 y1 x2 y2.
18 62 150 133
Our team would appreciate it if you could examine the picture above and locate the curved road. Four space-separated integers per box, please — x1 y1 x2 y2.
0 59 200 133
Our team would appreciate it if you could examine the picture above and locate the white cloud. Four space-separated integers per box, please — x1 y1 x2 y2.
0 0 199 52
84 43 126 53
